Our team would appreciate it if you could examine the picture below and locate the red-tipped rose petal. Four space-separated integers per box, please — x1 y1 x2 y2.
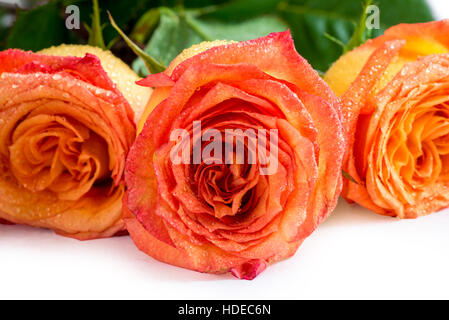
137 73 176 88
169 31 339 116
0 218 13 225
230 259 268 280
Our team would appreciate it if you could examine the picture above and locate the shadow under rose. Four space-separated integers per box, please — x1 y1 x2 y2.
0 223 230 284
321 198 398 229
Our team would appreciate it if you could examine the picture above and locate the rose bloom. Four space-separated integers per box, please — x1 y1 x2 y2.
0 46 149 239
325 20 449 218
125 31 345 279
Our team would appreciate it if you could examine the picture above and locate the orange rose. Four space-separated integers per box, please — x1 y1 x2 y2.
124 31 345 279
0 46 149 239
325 20 449 218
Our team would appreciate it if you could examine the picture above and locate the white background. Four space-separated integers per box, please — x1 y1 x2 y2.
1 1 449 300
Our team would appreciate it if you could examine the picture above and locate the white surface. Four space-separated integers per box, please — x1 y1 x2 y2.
429 0 449 19
1 202 449 300
1 1 449 300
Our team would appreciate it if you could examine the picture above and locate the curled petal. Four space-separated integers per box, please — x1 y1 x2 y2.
137 73 175 88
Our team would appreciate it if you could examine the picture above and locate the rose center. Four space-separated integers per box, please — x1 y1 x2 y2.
389 95 449 189
192 147 260 219
8 114 110 201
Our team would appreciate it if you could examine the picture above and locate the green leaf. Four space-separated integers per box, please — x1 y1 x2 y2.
7 2 66 51
108 11 166 74
133 7 203 76
133 6 288 76
197 0 281 20
131 8 161 44
0 8 9 49
278 0 434 72
193 15 287 42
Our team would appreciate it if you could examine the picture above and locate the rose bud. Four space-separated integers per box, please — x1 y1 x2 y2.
0 45 150 239
325 20 449 218
125 31 345 279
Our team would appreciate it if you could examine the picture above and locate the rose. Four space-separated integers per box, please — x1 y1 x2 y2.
125 31 345 279
325 20 449 218
0 45 149 239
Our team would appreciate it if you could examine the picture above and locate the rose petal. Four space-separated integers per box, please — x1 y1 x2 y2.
230 259 268 280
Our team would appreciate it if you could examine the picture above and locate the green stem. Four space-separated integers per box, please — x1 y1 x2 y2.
108 11 166 74
188 4 221 17
344 0 373 53
88 0 106 50
185 14 212 41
